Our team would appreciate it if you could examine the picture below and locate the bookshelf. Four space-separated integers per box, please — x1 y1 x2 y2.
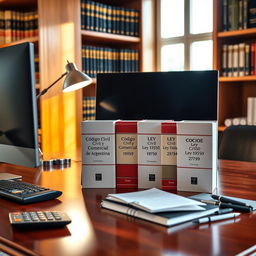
80 0 143 122
0 0 41 141
213 0 256 131
0 0 145 160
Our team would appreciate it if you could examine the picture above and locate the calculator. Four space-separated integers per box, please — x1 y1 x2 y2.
9 211 71 229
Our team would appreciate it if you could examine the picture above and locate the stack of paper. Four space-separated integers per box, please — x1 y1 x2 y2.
101 188 218 226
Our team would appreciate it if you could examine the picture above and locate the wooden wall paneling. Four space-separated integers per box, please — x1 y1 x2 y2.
38 0 82 160
219 83 243 125
142 0 156 72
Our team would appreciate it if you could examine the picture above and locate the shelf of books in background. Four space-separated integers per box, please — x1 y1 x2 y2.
0 9 38 45
221 0 256 79
214 0 256 131
0 7 40 144
224 97 256 127
80 0 141 121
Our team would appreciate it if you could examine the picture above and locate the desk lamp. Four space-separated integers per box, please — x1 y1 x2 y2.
37 61 92 99
37 61 93 167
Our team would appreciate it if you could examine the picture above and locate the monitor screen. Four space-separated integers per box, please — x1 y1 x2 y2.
0 42 40 167
96 71 218 121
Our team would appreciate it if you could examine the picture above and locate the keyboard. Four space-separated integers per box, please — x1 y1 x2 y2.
0 180 62 204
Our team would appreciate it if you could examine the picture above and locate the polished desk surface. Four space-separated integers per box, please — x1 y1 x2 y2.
0 160 255 256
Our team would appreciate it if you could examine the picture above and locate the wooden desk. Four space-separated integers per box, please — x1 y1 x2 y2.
0 160 255 256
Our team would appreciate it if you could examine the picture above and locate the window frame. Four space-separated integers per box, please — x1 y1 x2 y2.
156 0 213 71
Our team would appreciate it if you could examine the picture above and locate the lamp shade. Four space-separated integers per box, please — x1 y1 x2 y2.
62 62 92 93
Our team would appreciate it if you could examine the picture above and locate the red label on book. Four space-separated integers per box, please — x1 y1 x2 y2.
162 186 177 191
161 122 176 134
116 183 138 188
162 179 177 186
115 121 137 133
116 164 138 177
117 177 137 184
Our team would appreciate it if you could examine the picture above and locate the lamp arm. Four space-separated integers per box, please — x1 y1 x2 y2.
36 72 68 99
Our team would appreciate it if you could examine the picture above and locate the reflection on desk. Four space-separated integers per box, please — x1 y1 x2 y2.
0 159 254 256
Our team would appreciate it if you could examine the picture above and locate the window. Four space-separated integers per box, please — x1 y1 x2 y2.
157 0 213 71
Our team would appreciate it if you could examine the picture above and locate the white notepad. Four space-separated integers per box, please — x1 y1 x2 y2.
106 188 205 213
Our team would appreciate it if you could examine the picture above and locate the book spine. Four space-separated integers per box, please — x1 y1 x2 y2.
228 44 233 76
228 0 239 30
81 120 116 188
245 43 250 76
238 0 243 29
90 1 95 31
94 1 99 32
138 121 162 189
101 3 107 33
247 97 255 125
81 0 85 30
161 122 177 191
253 98 256 125
106 4 112 33
254 42 256 75
248 0 256 28
233 44 239 77
222 44 228 77
5 10 12 43
243 0 248 29
223 0 229 31
116 121 138 188
239 43 245 76
0 11 5 44
177 121 218 193
250 42 255 75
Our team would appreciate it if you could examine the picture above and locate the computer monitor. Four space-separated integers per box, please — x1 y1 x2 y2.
0 42 40 168
96 71 218 121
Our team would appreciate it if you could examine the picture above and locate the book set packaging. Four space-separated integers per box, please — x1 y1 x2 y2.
81 120 218 193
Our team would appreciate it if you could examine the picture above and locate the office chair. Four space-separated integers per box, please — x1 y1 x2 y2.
218 125 256 162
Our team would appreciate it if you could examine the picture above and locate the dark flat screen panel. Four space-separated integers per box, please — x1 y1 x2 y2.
0 43 37 148
96 71 218 121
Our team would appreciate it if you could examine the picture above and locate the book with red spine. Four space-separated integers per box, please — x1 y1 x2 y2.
161 121 177 191
115 121 138 188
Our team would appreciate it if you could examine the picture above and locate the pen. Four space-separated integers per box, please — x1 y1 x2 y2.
213 208 233 215
201 200 252 213
193 212 240 224
211 195 253 209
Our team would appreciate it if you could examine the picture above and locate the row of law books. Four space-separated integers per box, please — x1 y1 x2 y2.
81 120 218 193
224 97 256 127
82 96 96 120
222 0 256 31
81 0 139 37
222 43 256 77
0 10 38 44
82 45 139 78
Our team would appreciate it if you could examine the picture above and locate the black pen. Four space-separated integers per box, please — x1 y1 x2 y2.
201 200 252 213
211 195 253 209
